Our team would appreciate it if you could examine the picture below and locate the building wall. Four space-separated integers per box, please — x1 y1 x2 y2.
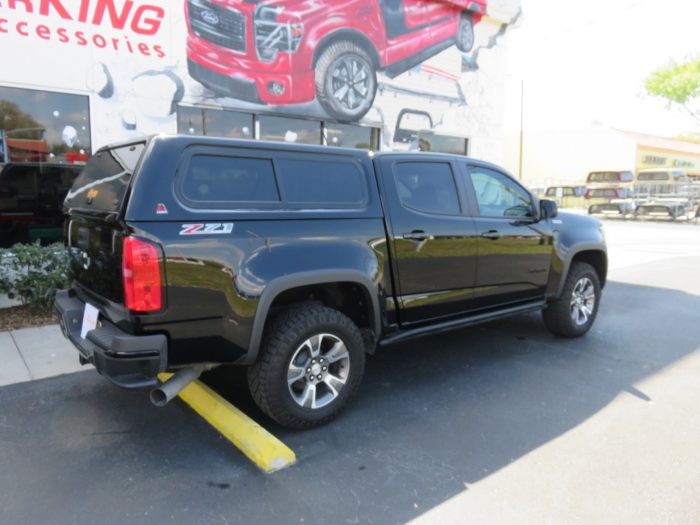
0 0 521 162
636 146 700 178
512 126 638 187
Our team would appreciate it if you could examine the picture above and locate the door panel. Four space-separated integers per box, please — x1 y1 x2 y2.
379 157 478 325
461 165 554 309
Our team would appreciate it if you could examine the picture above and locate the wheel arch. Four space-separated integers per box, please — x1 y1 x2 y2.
557 248 608 297
242 270 381 365
312 29 381 69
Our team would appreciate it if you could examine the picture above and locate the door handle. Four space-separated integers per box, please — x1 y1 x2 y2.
481 230 502 240
402 230 431 242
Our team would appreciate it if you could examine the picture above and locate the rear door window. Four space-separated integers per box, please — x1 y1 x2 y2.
395 162 461 216
64 143 145 212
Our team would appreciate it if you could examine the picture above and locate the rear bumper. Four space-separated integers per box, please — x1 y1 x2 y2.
55 290 167 389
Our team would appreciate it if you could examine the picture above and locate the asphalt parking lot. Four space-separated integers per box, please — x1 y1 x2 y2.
1 219 699 525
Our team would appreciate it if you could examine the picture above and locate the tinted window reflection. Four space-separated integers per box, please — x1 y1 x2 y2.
64 143 145 212
276 159 367 206
0 85 91 163
181 155 279 205
396 162 461 216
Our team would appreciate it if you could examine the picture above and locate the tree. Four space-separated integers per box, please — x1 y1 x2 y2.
674 132 700 144
645 58 700 124
0 100 44 138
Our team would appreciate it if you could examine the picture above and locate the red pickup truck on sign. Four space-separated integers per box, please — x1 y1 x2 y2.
186 0 487 121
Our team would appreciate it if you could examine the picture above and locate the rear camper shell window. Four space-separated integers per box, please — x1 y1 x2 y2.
176 147 369 211
64 142 145 212
587 171 634 183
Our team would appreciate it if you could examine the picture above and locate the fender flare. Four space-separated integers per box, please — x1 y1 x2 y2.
555 244 608 298
241 270 382 364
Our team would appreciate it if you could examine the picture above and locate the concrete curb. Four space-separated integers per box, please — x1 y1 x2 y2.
0 324 83 387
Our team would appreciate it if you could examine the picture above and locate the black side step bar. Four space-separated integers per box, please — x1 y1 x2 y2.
379 300 547 347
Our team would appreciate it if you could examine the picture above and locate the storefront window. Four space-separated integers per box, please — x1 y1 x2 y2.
258 115 321 145
324 123 380 150
418 133 468 156
0 86 91 164
177 106 254 139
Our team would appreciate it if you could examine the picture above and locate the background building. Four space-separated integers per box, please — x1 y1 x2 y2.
518 126 700 187
0 0 522 165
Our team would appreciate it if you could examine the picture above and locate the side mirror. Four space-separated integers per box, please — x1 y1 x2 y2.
540 199 558 219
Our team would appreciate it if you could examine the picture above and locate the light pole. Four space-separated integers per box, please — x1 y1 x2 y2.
518 79 524 181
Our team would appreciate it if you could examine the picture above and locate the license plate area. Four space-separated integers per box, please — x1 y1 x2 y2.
81 303 99 339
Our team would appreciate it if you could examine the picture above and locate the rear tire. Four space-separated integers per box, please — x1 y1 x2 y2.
543 261 601 338
456 13 476 52
248 305 365 429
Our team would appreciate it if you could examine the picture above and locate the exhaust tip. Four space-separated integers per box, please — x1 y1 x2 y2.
150 388 169 407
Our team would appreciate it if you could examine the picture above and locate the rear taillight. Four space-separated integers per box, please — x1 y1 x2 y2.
122 237 162 312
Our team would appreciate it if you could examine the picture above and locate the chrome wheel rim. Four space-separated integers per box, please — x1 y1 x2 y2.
329 56 372 115
570 277 596 326
287 333 350 409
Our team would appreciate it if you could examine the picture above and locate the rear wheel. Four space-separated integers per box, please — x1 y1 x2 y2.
543 261 601 338
456 13 476 52
248 305 365 429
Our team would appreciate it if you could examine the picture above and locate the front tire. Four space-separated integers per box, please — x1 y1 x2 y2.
248 305 365 429
543 261 601 338
315 41 377 122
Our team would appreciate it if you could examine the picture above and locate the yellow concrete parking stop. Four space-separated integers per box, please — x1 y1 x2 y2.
158 373 296 473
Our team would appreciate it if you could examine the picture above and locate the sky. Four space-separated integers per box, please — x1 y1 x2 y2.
506 0 700 137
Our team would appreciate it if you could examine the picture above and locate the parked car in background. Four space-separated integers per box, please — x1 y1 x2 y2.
634 169 693 220
586 187 637 217
634 168 690 196
0 162 82 247
541 185 586 209
586 170 634 188
186 0 488 121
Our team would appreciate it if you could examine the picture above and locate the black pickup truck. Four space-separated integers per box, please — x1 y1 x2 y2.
56 136 607 428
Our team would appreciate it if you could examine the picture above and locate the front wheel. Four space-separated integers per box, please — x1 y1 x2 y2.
543 261 601 337
315 41 377 121
248 305 365 429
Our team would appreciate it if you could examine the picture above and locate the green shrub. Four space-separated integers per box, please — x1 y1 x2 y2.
0 242 69 309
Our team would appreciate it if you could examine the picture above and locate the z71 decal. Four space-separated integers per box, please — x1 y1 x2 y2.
179 223 234 236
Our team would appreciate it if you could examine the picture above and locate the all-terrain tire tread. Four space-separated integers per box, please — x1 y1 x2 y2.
543 261 601 338
248 305 365 429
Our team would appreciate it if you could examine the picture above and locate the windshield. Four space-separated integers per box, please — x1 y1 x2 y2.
637 171 670 182
64 143 145 212
587 172 621 183
588 189 618 198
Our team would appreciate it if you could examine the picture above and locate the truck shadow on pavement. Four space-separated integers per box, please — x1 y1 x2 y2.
1 280 698 525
